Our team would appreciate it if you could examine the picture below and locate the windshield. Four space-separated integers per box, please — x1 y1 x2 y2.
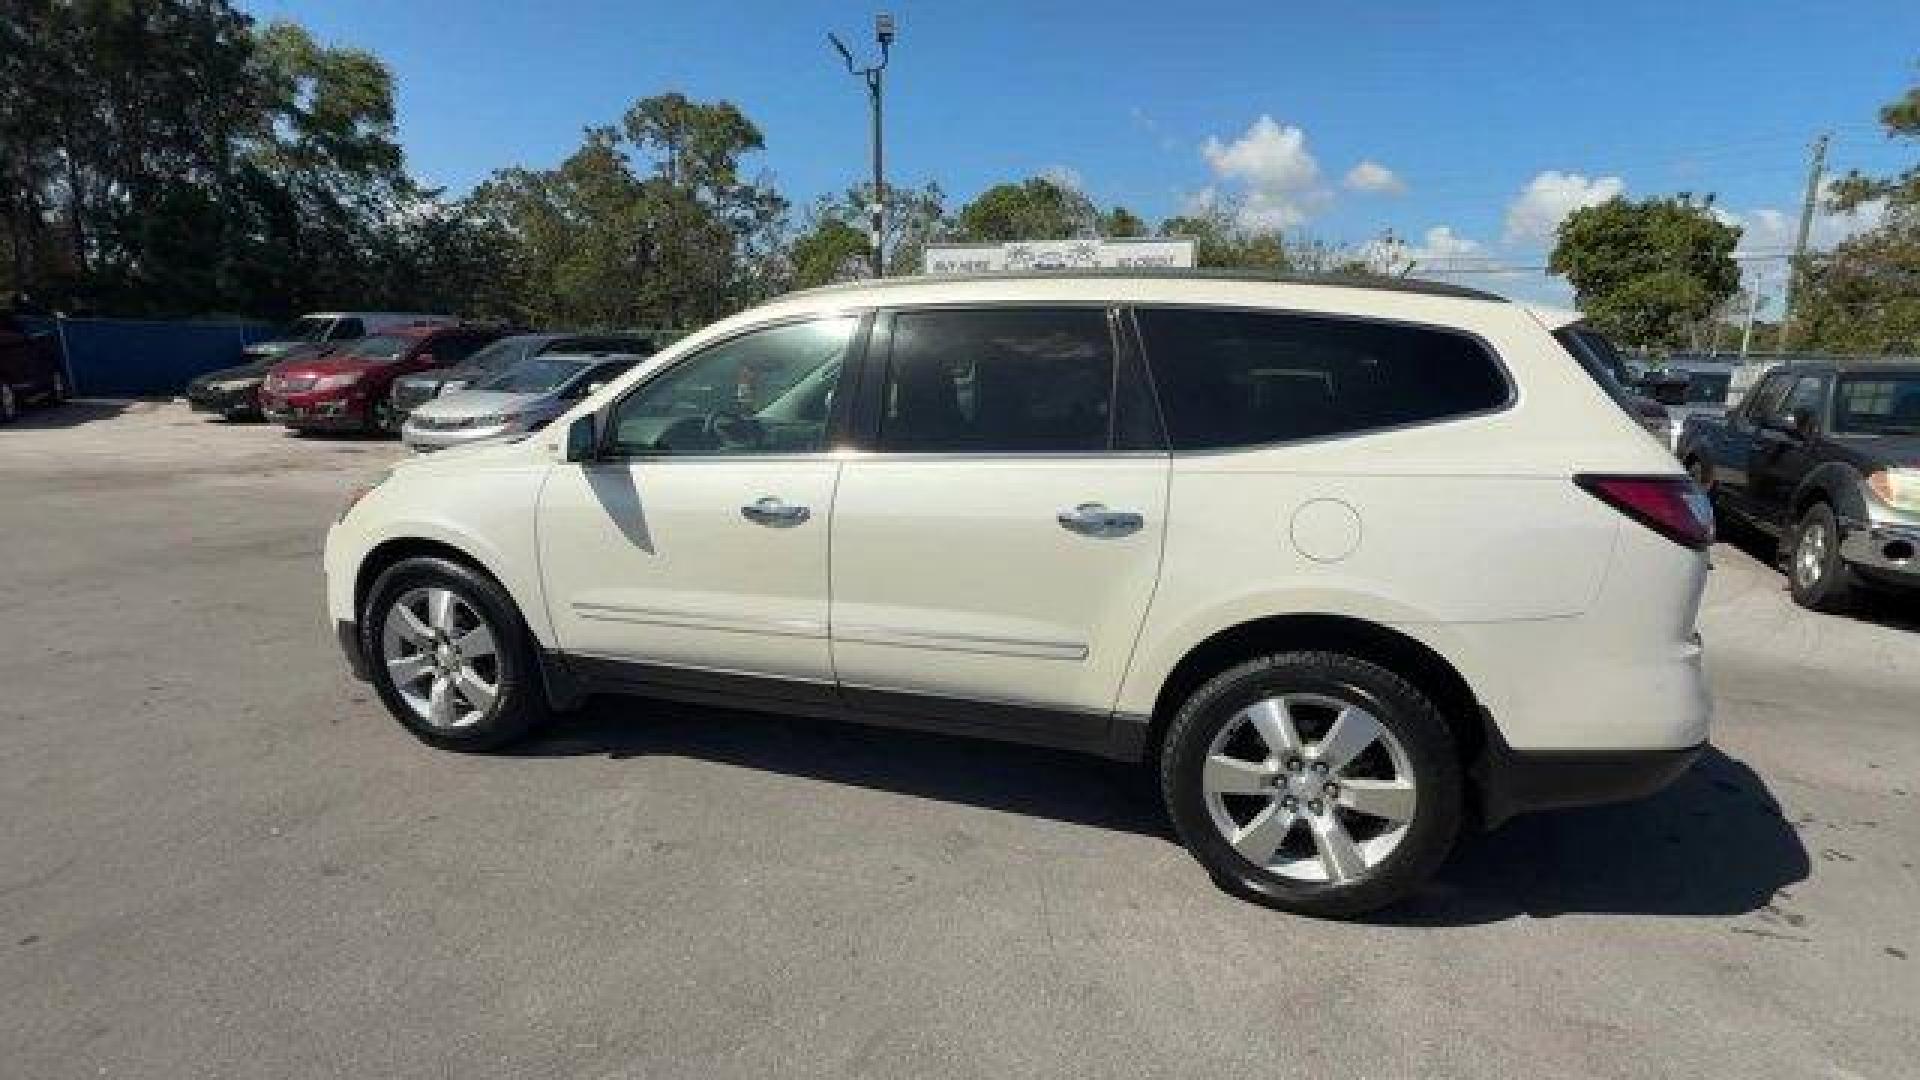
479 357 594 393
341 334 411 360
278 316 332 342
1681 369 1732 404
1835 375 1920 434
465 337 537 372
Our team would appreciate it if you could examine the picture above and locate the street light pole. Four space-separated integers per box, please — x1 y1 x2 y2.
830 15 894 277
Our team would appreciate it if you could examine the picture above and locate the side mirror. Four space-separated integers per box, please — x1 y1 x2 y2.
1790 407 1819 439
565 412 599 462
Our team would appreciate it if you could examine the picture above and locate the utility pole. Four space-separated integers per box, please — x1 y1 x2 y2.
1778 132 1828 350
1740 283 1764 358
830 14 895 277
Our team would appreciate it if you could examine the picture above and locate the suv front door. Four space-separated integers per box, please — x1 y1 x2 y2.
828 306 1169 746
1748 373 1831 527
536 315 862 703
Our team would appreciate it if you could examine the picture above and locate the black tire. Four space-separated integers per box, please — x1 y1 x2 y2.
1786 502 1856 613
1161 652 1463 918
0 384 16 423
360 555 547 751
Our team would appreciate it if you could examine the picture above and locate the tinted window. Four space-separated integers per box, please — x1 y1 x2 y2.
879 308 1115 453
545 335 653 355
610 316 856 456
466 337 538 372
329 318 365 340
1836 375 1920 434
1682 369 1732 404
1139 308 1508 450
1776 376 1828 424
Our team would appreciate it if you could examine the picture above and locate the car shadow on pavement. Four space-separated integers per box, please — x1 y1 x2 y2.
519 698 1173 837
1 398 144 429
1388 747 1809 924
523 704 1807 922
1720 531 1920 634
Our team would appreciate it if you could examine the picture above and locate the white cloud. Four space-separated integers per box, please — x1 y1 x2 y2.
1503 170 1625 244
1344 159 1406 195
1359 225 1482 275
1199 115 1330 231
1040 164 1084 192
1714 186 1888 310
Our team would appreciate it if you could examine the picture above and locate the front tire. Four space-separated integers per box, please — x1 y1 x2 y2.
1161 652 1462 918
361 556 548 751
1787 502 1856 613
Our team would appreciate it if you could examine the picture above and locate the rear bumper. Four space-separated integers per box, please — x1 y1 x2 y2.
1475 724 1703 827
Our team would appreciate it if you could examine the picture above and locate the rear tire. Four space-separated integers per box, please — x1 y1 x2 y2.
361 556 548 751
1161 652 1462 918
1787 502 1856 613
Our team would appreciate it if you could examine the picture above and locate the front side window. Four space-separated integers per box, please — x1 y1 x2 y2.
1743 372 1793 423
609 316 857 456
1138 308 1509 451
878 308 1116 453
1835 375 1920 434
1775 376 1829 426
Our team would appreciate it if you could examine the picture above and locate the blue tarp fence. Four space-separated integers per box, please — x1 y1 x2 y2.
17 317 278 397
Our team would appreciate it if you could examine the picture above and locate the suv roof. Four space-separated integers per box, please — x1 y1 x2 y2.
786 269 1509 304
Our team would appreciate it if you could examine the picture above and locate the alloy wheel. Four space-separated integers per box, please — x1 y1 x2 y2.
1201 693 1417 884
1794 516 1830 590
380 586 501 729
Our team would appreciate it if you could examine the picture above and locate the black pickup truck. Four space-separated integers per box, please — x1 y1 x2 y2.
1676 359 1920 611
0 311 67 422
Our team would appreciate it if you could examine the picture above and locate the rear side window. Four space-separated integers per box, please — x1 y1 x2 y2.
878 308 1116 453
1136 308 1509 450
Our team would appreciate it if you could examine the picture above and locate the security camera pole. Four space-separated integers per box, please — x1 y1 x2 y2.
829 14 894 277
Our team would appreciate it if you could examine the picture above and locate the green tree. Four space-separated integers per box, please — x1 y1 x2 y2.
1794 77 1920 353
954 176 1098 242
787 217 870 288
1157 201 1288 270
1549 195 1742 348
1101 205 1148 238
793 180 946 278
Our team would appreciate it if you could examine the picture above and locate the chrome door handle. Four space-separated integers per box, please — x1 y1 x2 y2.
740 496 810 527
1056 502 1143 536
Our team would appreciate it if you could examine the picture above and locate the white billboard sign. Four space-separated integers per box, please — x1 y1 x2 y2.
923 238 1195 274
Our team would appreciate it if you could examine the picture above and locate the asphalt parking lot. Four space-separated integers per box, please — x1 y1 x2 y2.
3 401 1917 1079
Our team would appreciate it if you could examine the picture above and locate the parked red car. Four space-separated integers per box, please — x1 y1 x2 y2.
0 311 67 422
259 323 505 434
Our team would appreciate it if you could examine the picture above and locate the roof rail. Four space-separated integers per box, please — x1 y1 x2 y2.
784 268 1510 303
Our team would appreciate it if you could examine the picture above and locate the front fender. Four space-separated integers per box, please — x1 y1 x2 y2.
1791 463 1870 524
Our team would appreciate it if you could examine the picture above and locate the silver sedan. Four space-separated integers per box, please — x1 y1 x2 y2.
401 352 640 453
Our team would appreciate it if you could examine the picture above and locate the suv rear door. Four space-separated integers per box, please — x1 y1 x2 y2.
827 306 1169 746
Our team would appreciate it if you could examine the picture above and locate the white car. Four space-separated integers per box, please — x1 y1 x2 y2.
325 271 1712 917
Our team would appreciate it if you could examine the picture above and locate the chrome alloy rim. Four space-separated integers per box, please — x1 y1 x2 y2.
1202 694 1417 884
1795 517 1830 589
380 587 500 728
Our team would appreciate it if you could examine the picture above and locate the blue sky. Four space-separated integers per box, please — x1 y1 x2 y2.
242 0 1919 308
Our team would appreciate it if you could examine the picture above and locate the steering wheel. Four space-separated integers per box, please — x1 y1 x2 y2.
700 408 766 452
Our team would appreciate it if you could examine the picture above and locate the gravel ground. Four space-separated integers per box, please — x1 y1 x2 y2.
2 400 1915 1079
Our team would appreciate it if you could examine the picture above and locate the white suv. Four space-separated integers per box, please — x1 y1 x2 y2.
324 272 1712 916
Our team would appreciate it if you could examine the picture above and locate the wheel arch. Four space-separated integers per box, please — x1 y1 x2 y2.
1139 612 1488 784
1789 464 1869 523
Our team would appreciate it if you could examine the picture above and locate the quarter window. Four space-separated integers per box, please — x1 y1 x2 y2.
1136 308 1509 450
609 316 857 456
878 308 1116 453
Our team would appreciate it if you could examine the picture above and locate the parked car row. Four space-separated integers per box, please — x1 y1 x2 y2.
185 311 654 450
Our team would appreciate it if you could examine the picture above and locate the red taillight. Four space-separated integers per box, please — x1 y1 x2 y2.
1575 474 1715 550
